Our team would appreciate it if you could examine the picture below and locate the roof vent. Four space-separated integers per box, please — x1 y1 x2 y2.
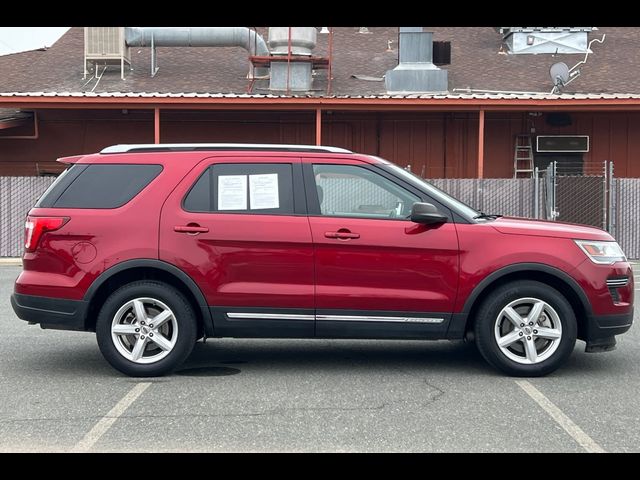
497 27 596 54
385 27 448 93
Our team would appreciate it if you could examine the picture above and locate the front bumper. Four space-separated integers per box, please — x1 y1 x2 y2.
11 293 87 331
587 310 634 337
583 309 634 352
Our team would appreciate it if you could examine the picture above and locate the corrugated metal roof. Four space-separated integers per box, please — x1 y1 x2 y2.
2 91 640 100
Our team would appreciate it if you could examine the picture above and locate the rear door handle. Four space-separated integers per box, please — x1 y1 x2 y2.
324 231 360 240
174 225 209 234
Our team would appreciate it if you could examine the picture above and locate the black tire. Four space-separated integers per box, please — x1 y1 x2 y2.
474 280 577 377
96 281 197 377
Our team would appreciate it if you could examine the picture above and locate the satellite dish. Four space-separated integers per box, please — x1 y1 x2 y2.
550 62 570 87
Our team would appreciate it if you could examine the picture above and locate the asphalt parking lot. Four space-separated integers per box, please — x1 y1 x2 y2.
0 264 638 452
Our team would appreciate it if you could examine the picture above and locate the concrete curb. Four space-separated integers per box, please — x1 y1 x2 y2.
0 258 22 266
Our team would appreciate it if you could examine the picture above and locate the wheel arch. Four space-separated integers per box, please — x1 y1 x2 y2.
83 259 213 337
452 263 591 341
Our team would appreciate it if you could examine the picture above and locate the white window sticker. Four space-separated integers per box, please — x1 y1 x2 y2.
218 175 247 210
249 174 279 209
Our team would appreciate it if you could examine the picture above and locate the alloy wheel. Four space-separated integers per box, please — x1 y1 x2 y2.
110 297 178 364
493 297 563 365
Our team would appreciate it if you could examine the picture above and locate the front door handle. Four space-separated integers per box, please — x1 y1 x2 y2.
325 230 360 240
174 224 209 234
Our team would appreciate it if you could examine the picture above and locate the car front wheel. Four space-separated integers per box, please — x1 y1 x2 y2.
474 280 577 377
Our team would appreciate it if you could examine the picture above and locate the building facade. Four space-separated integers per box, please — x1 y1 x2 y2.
1 27 640 178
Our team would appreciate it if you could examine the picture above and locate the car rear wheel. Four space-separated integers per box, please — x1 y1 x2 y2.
96 281 197 377
474 280 577 377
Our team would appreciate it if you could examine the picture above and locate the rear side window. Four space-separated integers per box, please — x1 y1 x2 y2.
36 164 162 209
183 163 294 215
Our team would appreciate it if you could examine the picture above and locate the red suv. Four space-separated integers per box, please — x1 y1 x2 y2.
11 144 634 377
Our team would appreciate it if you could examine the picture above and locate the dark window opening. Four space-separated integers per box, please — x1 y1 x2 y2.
36 164 162 209
545 113 572 127
183 163 295 216
433 41 451 66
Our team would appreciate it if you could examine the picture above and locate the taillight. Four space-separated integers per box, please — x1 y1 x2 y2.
24 216 69 252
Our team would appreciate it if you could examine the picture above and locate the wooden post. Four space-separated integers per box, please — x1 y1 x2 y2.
477 109 485 178
154 107 160 144
315 108 322 146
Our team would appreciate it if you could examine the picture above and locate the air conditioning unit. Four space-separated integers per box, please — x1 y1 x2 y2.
536 135 589 153
84 27 130 80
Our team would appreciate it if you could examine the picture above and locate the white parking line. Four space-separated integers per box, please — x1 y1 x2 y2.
516 380 606 453
70 382 151 453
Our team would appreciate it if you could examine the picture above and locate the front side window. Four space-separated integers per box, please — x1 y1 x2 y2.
312 164 420 220
381 161 480 220
183 163 295 215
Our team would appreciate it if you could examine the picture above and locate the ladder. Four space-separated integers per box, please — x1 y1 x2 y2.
513 134 534 178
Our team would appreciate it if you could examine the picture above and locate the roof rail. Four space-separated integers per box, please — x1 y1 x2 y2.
101 143 353 154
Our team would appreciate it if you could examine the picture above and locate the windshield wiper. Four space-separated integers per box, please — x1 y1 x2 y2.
473 212 503 220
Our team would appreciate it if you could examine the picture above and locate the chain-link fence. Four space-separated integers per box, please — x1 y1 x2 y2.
310 173 538 218
540 161 609 229
0 177 55 257
430 178 537 218
611 178 640 260
0 173 638 259
316 175 402 215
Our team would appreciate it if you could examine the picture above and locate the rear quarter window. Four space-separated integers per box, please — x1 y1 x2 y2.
36 164 162 209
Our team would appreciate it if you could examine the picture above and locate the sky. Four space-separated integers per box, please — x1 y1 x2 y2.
0 27 70 56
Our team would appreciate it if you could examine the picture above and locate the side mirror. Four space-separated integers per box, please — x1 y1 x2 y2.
410 202 448 225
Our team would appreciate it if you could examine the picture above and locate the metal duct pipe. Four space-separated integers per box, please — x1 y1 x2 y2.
125 27 269 77
125 27 269 55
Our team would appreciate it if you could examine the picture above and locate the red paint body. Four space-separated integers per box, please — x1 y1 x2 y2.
14 149 634 337
308 216 459 312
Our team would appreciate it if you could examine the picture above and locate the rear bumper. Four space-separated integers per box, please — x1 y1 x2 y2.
585 309 633 341
11 293 87 331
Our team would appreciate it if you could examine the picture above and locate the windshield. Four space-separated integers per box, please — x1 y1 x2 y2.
379 161 481 220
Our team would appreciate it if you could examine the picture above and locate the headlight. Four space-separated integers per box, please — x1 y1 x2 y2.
574 240 626 265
